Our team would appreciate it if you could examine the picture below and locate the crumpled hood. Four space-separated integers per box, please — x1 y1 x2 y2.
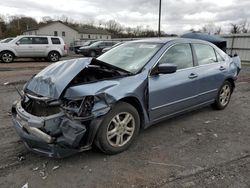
25 58 92 99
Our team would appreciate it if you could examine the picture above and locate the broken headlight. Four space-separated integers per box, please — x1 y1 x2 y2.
62 96 94 118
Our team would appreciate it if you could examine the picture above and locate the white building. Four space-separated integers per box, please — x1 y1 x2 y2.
23 21 112 47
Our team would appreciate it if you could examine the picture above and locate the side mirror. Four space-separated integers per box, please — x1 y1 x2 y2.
16 41 20 45
157 63 177 74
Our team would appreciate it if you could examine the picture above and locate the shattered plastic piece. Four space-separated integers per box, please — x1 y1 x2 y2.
21 183 28 188
52 165 60 171
213 134 218 138
3 82 9 86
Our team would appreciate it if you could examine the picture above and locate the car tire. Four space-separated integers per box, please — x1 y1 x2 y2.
0 51 14 63
90 51 96 57
47 51 60 62
95 102 140 155
212 81 232 110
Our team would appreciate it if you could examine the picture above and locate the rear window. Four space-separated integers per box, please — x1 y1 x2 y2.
33 37 48 44
51 38 61 44
193 44 217 65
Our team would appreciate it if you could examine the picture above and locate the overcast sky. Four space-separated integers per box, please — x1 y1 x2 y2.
0 0 249 34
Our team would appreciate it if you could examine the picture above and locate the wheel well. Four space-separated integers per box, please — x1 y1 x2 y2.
48 50 61 57
0 50 15 57
226 78 235 90
120 97 144 129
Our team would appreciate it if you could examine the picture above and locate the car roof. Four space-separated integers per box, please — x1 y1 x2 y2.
129 37 213 45
17 35 62 38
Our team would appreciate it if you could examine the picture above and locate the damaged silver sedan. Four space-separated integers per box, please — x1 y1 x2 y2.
12 38 240 158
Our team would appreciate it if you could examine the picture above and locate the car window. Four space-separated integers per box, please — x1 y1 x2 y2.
33 37 48 44
18 37 33 45
51 38 61 44
158 43 193 70
216 51 225 62
193 44 217 65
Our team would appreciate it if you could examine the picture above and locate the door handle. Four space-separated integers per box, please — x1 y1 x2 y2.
188 73 198 79
219 66 226 71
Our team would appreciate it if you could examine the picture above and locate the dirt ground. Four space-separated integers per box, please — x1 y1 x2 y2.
0 59 250 188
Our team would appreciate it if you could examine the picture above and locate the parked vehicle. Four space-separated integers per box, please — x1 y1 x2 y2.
75 40 98 54
79 41 117 57
0 35 67 63
0 37 14 43
101 42 124 54
12 38 240 158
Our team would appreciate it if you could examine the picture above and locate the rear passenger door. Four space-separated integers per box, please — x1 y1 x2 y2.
192 43 227 103
32 37 49 57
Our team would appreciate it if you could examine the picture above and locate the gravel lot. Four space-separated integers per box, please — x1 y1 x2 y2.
0 58 250 188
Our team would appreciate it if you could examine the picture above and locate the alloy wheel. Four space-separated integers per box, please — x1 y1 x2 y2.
106 112 135 147
219 84 231 106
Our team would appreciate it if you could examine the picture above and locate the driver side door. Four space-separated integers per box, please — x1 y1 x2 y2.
148 43 200 122
12 37 36 57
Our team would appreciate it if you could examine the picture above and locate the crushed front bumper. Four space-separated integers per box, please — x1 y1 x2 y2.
12 101 89 158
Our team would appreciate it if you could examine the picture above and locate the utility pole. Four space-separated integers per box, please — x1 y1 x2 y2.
158 0 162 37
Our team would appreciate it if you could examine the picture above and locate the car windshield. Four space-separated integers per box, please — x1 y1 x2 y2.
90 41 102 47
97 42 162 73
1 38 13 43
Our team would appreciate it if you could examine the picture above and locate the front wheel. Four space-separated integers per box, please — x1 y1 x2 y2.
212 81 232 110
47 51 60 62
0 51 14 63
95 102 140 154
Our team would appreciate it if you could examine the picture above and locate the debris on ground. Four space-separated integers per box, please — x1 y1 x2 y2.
204 120 212 124
3 82 9 86
42 162 48 169
52 165 60 171
197 133 203 136
213 134 218 138
39 170 48 180
32 167 39 171
148 161 185 169
21 182 28 188
17 154 25 161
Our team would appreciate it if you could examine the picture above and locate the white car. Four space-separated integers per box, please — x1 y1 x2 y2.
0 35 68 63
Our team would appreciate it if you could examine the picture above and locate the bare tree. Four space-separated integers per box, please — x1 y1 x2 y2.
240 20 249 33
230 23 241 34
214 27 222 35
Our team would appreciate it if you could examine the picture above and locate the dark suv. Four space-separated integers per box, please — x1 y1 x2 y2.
80 41 117 57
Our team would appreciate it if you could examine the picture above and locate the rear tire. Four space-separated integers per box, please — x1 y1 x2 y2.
95 102 140 155
212 81 232 110
0 51 14 63
47 51 60 62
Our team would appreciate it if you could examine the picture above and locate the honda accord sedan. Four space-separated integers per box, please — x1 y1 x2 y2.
12 38 240 158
